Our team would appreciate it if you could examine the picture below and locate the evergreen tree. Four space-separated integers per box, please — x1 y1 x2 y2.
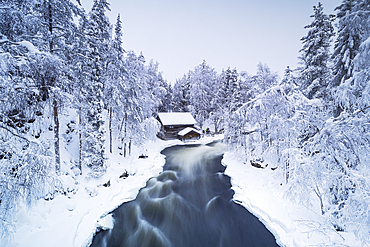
189 60 216 128
144 60 168 113
280 66 298 95
255 62 279 93
228 68 242 112
70 11 90 173
334 35 370 113
104 13 125 154
172 75 190 112
83 0 111 175
332 0 361 88
209 71 228 133
332 0 370 115
41 0 81 173
160 82 173 112
239 71 254 102
298 2 334 100
118 51 146 157
113 13 124 60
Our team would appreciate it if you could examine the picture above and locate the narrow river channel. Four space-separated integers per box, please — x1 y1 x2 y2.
90 142 279 247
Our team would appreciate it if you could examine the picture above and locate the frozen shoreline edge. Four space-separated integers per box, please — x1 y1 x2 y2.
80 135 224 247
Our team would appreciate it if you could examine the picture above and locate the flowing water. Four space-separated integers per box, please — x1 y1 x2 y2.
90 142 279 247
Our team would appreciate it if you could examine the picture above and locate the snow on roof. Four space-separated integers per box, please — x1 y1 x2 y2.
157 112 197 126
178 127 202 136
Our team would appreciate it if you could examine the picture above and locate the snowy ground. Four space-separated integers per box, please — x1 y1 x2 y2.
223 152 364 247
8 140 170 247
6 136 221 247
5 134 364 247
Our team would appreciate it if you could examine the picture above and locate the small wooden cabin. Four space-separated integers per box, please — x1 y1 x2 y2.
178 127 202 141
156 112 198 140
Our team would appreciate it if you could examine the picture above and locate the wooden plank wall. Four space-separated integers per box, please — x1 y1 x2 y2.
164 125 194 140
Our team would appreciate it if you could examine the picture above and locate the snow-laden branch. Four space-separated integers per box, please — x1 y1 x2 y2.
0 124 30 146
353 105 370 115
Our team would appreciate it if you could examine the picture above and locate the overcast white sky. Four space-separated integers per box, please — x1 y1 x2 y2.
80 0 339 83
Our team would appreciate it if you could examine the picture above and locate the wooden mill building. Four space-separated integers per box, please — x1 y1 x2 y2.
156 112 201 140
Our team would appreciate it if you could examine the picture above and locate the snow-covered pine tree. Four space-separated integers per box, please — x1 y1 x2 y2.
298 2 334 100
117 51 146 157
172 75 190 112
242 63 279 103
229 69 243 113
280 66 298 95
350 36 370 111
106 13 125 154
83 0 111 175
171 78 182 112
159 82 173 112
143 60 171 113
331 0 370 116
255 62 279 94
209 71 228 133
68 11 90 174
189 60 216 128
36 0 81 173
238 71 254 103
113 13 124 60
220 68 240 113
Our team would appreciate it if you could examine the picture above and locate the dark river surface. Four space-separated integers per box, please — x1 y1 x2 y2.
90 142 279 247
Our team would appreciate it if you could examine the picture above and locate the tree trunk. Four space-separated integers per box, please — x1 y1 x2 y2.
78 109 82 175
48 1 53 53
49 1 60 173
285 159 289 183
214 117 218 133
313 184 325 215
109 106 112 153
53 99 60 174
129 139 131 156
124 112 127 157
285 131 291 184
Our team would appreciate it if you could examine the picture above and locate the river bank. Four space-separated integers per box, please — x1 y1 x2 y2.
8 136 223 247
90 140 278 246
223 152 363 246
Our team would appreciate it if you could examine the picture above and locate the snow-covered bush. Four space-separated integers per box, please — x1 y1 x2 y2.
0 136 57 240
225 84 324 173
303 109 370 240
141 117 160 142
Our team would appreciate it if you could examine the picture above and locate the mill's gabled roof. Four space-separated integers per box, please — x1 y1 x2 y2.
178 127 202 136
157 112 197 126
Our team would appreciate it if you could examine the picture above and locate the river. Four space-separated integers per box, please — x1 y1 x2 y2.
90 142 279 247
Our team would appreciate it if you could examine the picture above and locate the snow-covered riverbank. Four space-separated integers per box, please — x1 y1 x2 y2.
9 140 171 247
7 135 362 247
223 152 363 247
7 136 222 247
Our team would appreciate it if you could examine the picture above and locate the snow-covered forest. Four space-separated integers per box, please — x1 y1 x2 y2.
224 1 370 244
0 0 169 241
1 0 370 245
